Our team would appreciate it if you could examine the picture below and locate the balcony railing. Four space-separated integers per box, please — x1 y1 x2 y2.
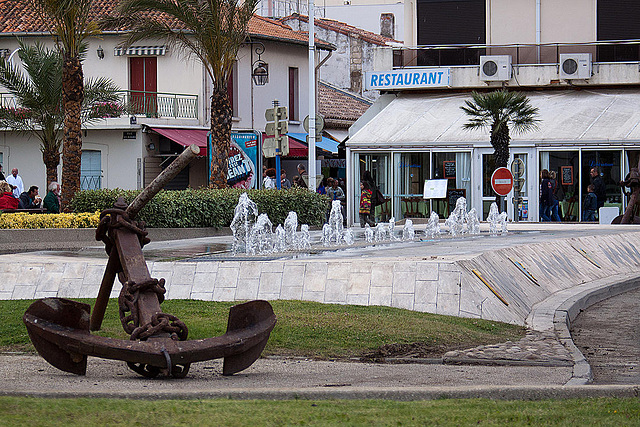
392 39 640 69
0 90 199 120
118 90 198 119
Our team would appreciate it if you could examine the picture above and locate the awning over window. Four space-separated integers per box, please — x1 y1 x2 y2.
348 89 640 147
114 46 167 56
288 133 339 154
149 127 208 156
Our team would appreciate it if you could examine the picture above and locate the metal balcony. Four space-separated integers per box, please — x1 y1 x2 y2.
0 91 199 120
392 39 640 69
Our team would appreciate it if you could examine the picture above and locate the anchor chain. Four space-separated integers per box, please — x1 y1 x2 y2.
95 206 150 256
98 204 188 342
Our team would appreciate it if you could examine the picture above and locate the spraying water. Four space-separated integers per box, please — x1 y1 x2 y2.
425 212 440 238
230 193 259 254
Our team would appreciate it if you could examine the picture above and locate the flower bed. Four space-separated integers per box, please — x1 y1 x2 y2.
0 212 100 229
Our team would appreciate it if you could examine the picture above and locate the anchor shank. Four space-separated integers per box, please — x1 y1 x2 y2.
126 144 200 220
90 249 121 331
113 226 163 327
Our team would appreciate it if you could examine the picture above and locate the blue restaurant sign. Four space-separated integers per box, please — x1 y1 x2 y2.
365 68 451 90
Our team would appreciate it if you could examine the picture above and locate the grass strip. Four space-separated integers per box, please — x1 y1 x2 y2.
0 397 638 426
1 299 524 358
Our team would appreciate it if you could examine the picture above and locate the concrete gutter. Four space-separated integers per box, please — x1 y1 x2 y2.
527 272 640 386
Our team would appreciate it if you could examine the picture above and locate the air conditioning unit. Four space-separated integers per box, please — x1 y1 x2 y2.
559 53 592 79
479 55 512 81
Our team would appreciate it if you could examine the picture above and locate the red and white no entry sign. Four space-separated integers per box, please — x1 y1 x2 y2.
491 167 514 196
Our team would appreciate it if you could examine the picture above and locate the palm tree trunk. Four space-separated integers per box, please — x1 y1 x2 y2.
42 145 60 187
61 54 84 209
491 124 510 168
209 88 232 188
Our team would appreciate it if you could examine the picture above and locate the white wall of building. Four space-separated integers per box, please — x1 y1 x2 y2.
0 32 319 191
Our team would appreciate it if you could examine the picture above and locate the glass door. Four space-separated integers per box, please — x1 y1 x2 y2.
357 153 391 223
394 152 430 220
473 148 499 220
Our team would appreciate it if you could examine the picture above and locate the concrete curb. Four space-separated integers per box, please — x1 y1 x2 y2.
1 385 639 401
545 274 640 386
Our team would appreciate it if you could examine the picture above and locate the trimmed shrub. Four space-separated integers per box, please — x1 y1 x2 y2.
0 211 100 229
70 188 329 228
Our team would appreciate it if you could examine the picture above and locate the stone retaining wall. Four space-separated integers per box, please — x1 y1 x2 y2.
2 231 639 326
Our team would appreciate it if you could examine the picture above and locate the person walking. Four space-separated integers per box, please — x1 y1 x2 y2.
6 168 23 198
549 170 562 221
582 184 598 221
359 180 376 227
539 169 553 221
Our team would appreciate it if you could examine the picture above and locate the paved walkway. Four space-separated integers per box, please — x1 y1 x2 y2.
2 223 640 399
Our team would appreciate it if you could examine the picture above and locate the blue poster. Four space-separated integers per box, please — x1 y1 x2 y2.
228 132 259 189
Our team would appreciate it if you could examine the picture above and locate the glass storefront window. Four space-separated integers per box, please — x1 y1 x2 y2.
582 150 622 218
540 151 579 221
432 152 471 217
395 152 430 219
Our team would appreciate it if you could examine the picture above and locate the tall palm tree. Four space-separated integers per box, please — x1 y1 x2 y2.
105 0 258 188
0 40 122 188
461 90 539 168
28 0 100 207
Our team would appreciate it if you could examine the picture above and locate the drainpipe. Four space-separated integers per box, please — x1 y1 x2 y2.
536 0 541 63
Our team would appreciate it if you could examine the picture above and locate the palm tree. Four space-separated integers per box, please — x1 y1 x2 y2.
0 40 122 187
105 0 258 188
461 90 539 168
28 0 100 207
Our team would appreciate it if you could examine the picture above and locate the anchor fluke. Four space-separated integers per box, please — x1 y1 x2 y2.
23 298 90 375
223 300 275 376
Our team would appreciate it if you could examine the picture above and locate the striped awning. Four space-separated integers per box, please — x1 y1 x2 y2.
113 46 166 56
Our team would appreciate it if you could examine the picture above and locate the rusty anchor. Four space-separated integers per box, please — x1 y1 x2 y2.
23 145 276 378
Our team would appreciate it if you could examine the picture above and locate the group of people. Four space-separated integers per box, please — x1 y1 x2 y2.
539 166 606 222
0 165 61 213
262 164 311 190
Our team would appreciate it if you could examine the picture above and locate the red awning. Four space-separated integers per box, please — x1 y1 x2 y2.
286 137 308 157
150 127 208 156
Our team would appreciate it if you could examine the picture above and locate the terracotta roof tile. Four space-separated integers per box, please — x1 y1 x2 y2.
318 81 371 128
281 13 402 46
0 1 334 49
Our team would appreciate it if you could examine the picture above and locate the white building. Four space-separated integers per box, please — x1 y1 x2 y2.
258 0 405 41
346 0 640 225
281 13 399 101
0 3 334 193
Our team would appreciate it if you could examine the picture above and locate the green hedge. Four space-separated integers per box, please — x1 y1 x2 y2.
69 188 329 228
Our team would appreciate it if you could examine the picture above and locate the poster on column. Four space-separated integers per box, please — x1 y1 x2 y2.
227 132 259 189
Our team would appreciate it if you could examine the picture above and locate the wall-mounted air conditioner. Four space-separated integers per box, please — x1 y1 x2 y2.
479 55 512 81
559 53 592 79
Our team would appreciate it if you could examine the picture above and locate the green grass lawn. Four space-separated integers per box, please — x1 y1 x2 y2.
2 299 524 358
0 397 638 426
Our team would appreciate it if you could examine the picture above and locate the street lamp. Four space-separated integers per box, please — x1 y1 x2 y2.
251 43 268 86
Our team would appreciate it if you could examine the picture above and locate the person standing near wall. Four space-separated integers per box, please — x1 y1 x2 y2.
590 167 607 210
